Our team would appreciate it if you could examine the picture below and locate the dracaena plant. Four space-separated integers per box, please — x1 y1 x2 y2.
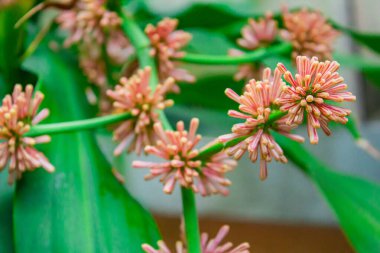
1 1 380 253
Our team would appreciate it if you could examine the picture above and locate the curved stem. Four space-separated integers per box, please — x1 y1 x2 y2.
120 11 158 87
179 43 292 65
196 110 288 160
26 112 132 137
121 11 202 253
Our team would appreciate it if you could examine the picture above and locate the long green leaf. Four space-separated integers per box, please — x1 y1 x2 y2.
275 133 380 252
0 0 33 85
13 42 160 252
334 52 380 89
334 22 380 55
0 174 14 253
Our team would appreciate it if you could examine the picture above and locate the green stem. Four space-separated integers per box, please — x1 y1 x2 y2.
196 110 288 160
120 11 158 87
181 187 202 253
267 110 288 125
179 43 292 65
121 11 202 253
25 112 132 137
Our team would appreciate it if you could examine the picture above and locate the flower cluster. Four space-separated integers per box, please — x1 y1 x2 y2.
133 118 237 196
56 0 134 88
230 13 277 81
220 68 304 180
142 225 250 253
221 55 356 178
230 8 340 81
145 18 195 91
0 0 16 9
0 85 54 184
277 55 356 144
280 8 340 61
107 67 174 156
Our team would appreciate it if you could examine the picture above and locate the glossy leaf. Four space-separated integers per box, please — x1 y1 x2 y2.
334 22 380 55
275 133 380 253
0 0 33 85
334 52 380 89
138 1 252 27
0 174 14 253
185 29 235 55
170 74 244 112
13 43 160 252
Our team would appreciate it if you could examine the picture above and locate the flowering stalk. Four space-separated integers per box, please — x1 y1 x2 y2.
120 12 158 87
196 110 287 160
25 112 132 137
181 187 202 253
121 11 202 253
179 43 292 65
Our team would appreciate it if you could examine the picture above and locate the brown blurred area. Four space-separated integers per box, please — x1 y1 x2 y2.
155 215 354 253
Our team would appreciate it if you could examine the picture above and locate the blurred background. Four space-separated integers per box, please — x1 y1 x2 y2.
101 0 380 252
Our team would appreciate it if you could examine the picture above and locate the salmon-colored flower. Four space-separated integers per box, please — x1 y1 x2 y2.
56 0 120 47
230 13 277 82
142 240 186 253
228 49 263 82
0 0 16 9
281 8 339 61
196 152 237 197
0 85 54 184
277 56 356 144
56 0 134 88
145 18 195 90
142 225 250 253
237 13 277 50
201 225 250 253
107 67 174 155
133 118 236 195
219 68 304 180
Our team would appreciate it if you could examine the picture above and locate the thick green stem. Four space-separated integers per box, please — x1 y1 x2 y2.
179 43 292 65
181 187 202 253
120 11 158 87
26 113 132 137
121 11 202 252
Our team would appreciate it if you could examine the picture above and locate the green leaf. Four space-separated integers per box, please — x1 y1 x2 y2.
334 52 380 91
275 133 380 253
334 22 380 55
170 74 244 113
0 174 14 253
0 0 33 85
185 29 235 55
13 42 160 252
139 1 252 27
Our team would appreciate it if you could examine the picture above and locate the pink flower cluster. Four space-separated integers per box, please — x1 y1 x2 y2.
277 56 356 144
230 8 340 81
237 13 278 50
107 67 174 156
230 13 278 81
133 118 237 196
0 85 54 184
221 56 355 179
145 18 195 90
281 8 340 61
219 68 304 180
56 0 134 88
142 225 250 253
0 0 16 9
